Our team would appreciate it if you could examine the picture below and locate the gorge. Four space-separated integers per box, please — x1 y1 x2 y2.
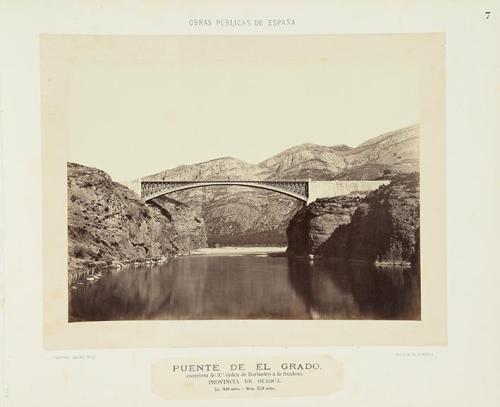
68 124 421 321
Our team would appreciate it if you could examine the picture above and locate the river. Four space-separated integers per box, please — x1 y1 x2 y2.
69 248 420 321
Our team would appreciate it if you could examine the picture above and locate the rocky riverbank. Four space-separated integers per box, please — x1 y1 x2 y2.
286 173 420 266
67 163 207 282
286 193 367 257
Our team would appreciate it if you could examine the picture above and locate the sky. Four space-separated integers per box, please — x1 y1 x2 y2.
44 35 422 181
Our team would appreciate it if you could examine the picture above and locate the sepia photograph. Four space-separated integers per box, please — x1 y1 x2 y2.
5 1 500 405
43 35 424 322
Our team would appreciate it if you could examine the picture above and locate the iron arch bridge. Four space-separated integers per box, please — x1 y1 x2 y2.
141 180 309 202
139 179 390 204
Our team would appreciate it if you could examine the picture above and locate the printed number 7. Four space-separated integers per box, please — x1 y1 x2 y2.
485 11 491 19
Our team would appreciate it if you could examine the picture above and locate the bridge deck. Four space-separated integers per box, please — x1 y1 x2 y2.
139 179 390 204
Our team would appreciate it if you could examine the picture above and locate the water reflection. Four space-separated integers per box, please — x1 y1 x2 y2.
69 254 420 321
287 259 420 320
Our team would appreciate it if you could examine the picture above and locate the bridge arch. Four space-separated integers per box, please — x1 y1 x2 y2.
141 180 309 202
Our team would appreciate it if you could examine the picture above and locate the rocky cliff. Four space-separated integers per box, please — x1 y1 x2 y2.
67 163 207 276
287 173 420 265
139 125 419 246
286 194 367 256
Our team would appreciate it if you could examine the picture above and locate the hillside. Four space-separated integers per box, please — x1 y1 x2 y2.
143 157 273 181
67 163 207 277
259 125 418 180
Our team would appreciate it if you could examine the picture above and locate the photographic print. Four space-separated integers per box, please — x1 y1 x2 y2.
44 35 424 322
8 1 500 406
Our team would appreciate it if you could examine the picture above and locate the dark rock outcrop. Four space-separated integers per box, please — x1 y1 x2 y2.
149 195 208 250
286 194 367 256
287 174 420 266
67 163 207 277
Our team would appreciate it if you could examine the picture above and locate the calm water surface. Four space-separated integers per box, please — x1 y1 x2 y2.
69 251 420 321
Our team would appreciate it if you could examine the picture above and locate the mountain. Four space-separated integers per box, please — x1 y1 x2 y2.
259 143 348 179
143 157 273 181
259 124 418 180
137 124 419 246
